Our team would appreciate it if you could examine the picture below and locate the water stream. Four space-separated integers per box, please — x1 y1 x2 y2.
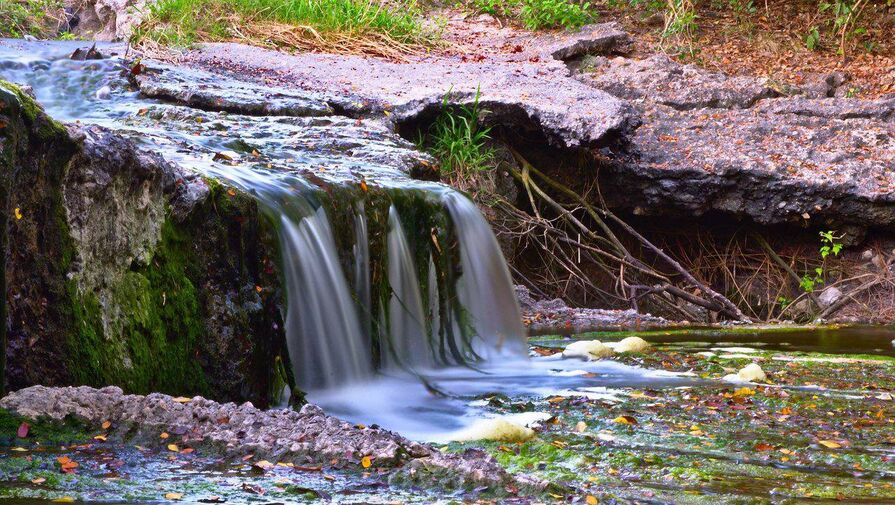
0 40 697 440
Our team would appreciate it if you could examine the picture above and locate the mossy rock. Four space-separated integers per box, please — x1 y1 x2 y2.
1 81 289 406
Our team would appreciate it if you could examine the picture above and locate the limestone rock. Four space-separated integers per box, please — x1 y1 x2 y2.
818 287 843 308
563 340 615 360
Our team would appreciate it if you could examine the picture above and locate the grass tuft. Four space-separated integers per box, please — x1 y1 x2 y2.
423 89 495 184
133 0 437 58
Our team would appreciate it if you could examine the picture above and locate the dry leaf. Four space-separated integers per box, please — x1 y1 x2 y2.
586 495 598 505
164 493 184 500
361 456 372 468
173 397 192 403
819 440 841 449
101 421 111 430
612 415 638 425
167 444 180 452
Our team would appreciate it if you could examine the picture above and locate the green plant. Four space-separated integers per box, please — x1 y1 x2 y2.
819 0 869 55
800 230 843 293
662 0 698 38
425 88 495 181
521 0 593 30
0 0 64 38
805 26 821 50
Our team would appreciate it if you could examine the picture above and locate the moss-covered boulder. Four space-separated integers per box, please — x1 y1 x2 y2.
0 81 289 406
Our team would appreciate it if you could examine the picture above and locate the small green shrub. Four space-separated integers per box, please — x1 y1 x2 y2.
521 0 593 30
426 89 494 180
0 0 64 38
805 26 821 50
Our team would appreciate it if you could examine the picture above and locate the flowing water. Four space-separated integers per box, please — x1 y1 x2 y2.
0 40 699 441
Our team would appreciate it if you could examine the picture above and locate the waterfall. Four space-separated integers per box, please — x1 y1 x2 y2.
279 206 372 391
443 192 528 358
0 44 528 398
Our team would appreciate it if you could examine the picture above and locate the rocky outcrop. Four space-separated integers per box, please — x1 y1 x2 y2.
580 55 895 230
173 25 639 150
0 385 547 495
63 0 147 41
1 81 288 405
516 285 670 333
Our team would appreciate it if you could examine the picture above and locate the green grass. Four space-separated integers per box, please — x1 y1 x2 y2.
134 0 434 49
0 0 64 38
423 89 495 181
469 0 593 30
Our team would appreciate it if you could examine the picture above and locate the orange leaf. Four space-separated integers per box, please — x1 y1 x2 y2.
361 456 372 468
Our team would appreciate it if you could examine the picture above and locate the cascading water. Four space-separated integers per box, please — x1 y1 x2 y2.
0 41 692 441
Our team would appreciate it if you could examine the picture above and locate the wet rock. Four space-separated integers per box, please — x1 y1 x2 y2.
0 385 545 494
563 340 615 360
133 64 335 117
1 82 286 405
178 37 638 150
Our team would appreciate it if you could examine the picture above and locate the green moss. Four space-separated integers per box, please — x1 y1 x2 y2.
65 221 209 396
0 409 91 447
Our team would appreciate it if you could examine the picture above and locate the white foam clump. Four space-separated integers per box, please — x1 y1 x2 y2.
722 363 767 383
613 336 651 353
712 346 757 353
563 340 615 360
449 418 536 442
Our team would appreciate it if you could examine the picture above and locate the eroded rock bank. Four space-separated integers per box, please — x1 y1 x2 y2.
0 81 288 404
0 385 547 495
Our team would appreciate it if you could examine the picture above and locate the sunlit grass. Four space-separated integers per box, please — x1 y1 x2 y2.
133 0 437 56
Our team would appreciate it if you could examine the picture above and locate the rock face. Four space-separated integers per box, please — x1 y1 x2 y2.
0 385 546 494
581 56 895 229
0 82 287 405
174 24 895 231
64 0 147 41
177 24 639 150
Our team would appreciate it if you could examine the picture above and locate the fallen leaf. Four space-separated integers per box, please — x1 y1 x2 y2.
252 460 274 472
613 415 638 425
575 421 587 433
16 423 29 438
164 492 184 500
11 447 28 452
819 440 841 449
586 495 598 505
31 477 46 484
52 497 75 503
732 387 755 398
167 444 179 452
93 435 107 442
160 432 169 439
361 456 372 468
754 443 774 451
101 421 111 430
172 397 192 403
14 208 22 220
